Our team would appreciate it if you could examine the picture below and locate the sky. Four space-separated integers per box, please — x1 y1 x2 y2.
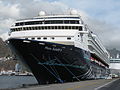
0 0 120 50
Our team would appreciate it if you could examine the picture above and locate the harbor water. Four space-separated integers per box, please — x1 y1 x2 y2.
0 76 38 89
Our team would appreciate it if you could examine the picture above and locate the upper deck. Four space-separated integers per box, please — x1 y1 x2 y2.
15 15 82 26
10 12 85 32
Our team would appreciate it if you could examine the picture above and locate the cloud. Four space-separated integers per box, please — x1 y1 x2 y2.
59 0 120 26
0 1 20 19
0 18 15 33
0 0 120 50
0 0 68 39
10 0 68 18
83 16 120 50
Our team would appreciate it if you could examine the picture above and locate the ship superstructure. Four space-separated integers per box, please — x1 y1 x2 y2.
7 10 110 84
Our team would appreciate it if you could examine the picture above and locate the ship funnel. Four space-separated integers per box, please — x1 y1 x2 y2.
38 11 46 16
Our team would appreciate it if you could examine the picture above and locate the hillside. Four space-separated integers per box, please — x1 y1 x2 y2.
0 38 11 58
0 38 16 71
108 48 120 58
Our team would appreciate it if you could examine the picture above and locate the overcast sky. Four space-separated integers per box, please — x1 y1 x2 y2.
0 0 120 50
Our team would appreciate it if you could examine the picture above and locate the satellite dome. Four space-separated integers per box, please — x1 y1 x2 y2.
38 11 46 16
70 9 78 15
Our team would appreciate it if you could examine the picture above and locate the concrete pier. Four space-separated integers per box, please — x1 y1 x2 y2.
16 78 119 90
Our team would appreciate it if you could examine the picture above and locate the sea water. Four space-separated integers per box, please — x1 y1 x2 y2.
0 76 38 89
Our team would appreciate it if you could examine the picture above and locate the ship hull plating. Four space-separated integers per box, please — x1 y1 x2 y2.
8 39 108 84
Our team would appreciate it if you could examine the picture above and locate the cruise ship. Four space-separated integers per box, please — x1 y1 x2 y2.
7 10 110 84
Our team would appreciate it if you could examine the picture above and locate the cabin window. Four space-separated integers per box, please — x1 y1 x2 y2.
15 20 79 26
29 27 32 30
15 23 19 26
51 26 54 29
31 27 33 30
20 27 23 31
25 21 42 25
51 37 55 40
37 37 41 39
48 26 50 29
70 21 74 24
25 27 27 30
45 26 47 29
38 26 41 30
45 21 50 24
43 37 47 40
32 27 34 30
69 26 71 29
72 26 76 29
76 26 79 29
65 26 68 29
51 21 55 24
62 26 64 29
79 26 82 31
27 27 29 30
25 22 30 25
64 20 69 24
17 28 19 31
41 26 44 30
14 28 16 31
32 37 35 40
23 27 26 30
57 20 63 24
58 26 60 29
19 22 24 26
49 20 63 24
67 37 71 40
34 27 37 30
75 21 79 24
13 25 82 32
49 26 52 29
55 26 57 29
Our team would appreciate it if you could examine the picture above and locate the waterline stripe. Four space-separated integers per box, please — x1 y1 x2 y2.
38 62 86 69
